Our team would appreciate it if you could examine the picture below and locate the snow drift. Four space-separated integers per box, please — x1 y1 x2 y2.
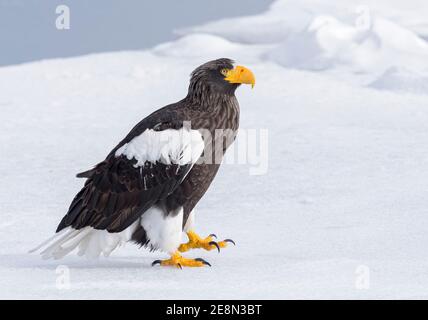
180 0 428 92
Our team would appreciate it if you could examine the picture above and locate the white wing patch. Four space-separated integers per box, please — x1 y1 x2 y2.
115 127 204 166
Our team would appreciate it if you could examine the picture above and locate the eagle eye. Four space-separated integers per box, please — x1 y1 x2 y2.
220 68 229 76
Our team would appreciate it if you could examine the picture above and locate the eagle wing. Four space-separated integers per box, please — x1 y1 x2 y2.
56 111 204 233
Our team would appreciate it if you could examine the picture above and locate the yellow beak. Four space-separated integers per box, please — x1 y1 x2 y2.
224 65 255 88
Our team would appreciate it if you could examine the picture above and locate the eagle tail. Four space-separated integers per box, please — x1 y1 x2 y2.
29 223 140 259
29 227 91 259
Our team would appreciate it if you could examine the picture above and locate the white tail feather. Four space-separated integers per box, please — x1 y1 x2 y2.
28 227 71 253
30 222 140 260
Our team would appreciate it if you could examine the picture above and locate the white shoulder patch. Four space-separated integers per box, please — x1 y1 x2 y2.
115 127 204 166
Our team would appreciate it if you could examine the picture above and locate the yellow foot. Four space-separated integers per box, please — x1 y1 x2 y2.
152 251 211 268
178 231 236 253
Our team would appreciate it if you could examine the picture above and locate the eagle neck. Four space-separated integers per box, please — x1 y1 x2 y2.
183 95 239 135
185 81 237 111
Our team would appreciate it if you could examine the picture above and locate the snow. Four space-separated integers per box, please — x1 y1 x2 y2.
369 67 428 95
268 15 428 74
1 0 428 299
181 0 428 90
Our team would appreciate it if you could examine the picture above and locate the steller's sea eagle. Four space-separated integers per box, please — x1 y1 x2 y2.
31 58 255 268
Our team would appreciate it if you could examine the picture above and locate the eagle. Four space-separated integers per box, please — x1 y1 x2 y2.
31 58 255 268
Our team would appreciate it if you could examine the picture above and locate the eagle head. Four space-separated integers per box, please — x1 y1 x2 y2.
188 58 255 97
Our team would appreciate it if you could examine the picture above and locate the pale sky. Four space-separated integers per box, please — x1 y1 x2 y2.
0 0 272 66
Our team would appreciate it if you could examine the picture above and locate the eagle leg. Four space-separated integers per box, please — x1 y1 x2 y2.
152 251 211 268
178 230 235 253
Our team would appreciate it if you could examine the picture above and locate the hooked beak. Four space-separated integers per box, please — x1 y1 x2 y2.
224 65 255 88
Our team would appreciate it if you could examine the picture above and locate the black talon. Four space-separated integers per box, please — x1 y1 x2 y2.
224 239 236 246
177 263 182 270
209 233 217 239
152 260 162 266
195 258 211 267
209 241 221 253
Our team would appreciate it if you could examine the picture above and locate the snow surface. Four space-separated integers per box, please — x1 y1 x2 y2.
1 0 428 299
